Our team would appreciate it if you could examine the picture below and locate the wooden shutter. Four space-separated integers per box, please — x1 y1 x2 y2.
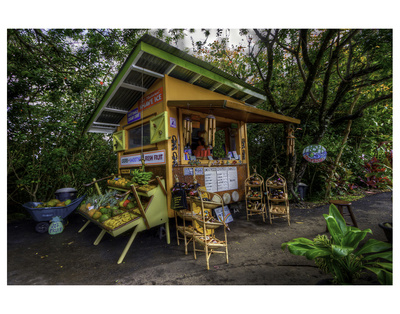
150 111 169 144
112 130 126 152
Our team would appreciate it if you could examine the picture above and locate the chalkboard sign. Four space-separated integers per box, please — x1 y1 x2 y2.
171 189 188 210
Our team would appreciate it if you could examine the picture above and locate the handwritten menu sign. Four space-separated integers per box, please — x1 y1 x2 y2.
204 167 238 192
204 168 218 192
228 167 238 190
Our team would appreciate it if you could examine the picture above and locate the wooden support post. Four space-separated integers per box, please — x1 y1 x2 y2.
117 227 139 264
130 185 150 230
94 229 106 245
156 176 167 196
93 178 102 195
78 220 90 233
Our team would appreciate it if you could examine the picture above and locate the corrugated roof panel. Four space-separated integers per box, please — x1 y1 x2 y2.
139 34 266 96
215 84 234 96
135 51 171 74
246 96 262 105
107 87 142 111
232 90 247 101
193 76 216 90
96 111 126 124
169 66 198 82
124 71 157 88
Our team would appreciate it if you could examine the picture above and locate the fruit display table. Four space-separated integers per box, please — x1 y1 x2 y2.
78 176 170 264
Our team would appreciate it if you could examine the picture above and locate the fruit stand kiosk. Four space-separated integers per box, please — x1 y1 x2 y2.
82 34 300 263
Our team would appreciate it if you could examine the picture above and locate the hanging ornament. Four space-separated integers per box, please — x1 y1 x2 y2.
303 144 327 163
286 127 296 156
205 114 216 147
183 116 192 146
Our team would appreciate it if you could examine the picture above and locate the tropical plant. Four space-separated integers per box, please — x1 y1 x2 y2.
281 204 392 284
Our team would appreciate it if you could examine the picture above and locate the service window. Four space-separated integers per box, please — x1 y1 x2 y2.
128 123 150 149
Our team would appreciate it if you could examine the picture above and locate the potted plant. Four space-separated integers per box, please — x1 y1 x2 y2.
282 204 392 285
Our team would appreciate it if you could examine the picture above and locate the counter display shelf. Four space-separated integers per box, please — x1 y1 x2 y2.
265 171 290 225
244 169 267 222
79 176 170 264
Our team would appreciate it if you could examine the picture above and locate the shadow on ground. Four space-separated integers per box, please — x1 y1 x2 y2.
7 192 392 285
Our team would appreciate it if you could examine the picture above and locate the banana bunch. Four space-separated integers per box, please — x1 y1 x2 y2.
137 184 157 192
103 211 138 230
131 169 153 185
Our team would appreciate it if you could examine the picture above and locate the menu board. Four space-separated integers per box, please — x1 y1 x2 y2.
204 168 218 192
204 167 238 192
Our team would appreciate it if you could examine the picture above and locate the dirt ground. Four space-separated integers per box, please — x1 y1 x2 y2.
7 191 393 287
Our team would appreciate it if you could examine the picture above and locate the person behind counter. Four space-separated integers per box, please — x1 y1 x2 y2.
194 138 211 159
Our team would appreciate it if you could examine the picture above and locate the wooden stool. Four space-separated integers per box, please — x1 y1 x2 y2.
328 200 358 229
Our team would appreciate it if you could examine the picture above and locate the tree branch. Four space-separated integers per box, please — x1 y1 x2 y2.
332 93 392 125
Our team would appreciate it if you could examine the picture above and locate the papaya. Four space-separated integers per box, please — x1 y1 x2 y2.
92 211 102 220
99 214 110 223
100 207 111 215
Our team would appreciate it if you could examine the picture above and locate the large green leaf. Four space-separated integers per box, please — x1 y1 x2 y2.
341 229 371 249
331 244 354 258
329 204 347 234
363 250 392 262
304 247 331 260
324 215 344 244
285 243 317 256
364 267 393 285
355 239 392 256
281 237 314 250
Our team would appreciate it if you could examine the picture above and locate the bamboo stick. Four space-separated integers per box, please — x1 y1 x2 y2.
189 121 192 145
204 118 209 146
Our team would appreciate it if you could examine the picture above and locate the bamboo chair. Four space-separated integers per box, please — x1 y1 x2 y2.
192 188 229 270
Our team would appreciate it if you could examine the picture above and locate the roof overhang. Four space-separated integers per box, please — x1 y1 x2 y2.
84 34 299 133
168 100 300 124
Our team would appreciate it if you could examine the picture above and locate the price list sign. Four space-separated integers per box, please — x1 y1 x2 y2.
204 167 238 192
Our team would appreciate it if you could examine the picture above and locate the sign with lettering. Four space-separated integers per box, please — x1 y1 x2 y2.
48 216 64 235
138 87 163 112
127 108 141 124
204 167 238 192
214 205 233 224
120 150 166 167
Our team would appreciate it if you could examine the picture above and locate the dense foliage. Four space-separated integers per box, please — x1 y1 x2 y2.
7 29 392 218
193 29 392 200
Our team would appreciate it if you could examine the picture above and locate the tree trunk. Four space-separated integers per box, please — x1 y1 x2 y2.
324 90 360 199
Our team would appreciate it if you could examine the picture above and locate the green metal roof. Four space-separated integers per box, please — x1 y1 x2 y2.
85 34 267 133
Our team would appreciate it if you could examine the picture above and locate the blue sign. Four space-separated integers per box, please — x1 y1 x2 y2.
127 108 141 124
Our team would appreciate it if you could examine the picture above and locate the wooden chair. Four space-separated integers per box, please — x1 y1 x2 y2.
192 188 229 270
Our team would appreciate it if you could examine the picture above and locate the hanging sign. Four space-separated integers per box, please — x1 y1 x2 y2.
138 87 163 112
48 216 64 235
127 108 141 124
120 150 166 167
303 145 327 163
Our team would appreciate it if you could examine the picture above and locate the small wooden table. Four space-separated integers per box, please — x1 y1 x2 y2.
329 200 358 228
